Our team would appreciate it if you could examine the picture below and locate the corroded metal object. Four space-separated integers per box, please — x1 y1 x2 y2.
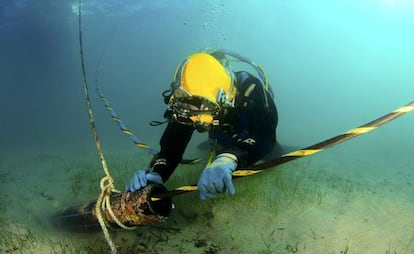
106 184 173 227
55 184 173 232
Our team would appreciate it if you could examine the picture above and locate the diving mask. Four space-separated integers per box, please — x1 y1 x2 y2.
169 85 230 132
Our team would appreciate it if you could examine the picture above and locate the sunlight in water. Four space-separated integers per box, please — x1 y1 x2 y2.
71 2 80 16
381 0 414 8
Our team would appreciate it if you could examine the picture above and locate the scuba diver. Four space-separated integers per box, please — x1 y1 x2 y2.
126 49 280 200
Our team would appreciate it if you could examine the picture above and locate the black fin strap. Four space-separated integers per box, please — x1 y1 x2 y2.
150 120 169 126
162 83 175 105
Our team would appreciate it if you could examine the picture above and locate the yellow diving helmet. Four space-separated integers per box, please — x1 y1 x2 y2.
169 52 236 132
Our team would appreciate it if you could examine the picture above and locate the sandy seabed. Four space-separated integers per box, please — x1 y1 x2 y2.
1 145 413 254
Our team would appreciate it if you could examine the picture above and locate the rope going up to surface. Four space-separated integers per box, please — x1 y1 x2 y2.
77 1 136 253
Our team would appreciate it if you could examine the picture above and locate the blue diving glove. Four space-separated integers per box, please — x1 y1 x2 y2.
126 168 163 192
197 153 238 200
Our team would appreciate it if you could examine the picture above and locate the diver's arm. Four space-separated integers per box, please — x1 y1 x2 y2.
150 120 194 182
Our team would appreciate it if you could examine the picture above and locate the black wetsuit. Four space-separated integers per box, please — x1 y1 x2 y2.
151 71 278 182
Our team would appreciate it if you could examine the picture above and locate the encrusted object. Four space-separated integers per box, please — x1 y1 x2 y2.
55 184 173 232
107 184 173 226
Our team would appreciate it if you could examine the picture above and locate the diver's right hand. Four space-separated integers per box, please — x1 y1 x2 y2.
126 168 163 192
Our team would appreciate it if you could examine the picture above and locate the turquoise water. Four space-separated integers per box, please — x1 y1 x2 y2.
1 0 413 253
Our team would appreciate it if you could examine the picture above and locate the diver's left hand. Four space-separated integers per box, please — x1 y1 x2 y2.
126 168 163 192
197 153 237 200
